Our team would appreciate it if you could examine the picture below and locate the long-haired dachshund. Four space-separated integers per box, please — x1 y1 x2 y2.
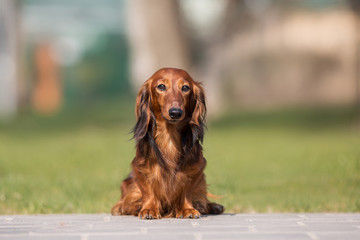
111 68 224 219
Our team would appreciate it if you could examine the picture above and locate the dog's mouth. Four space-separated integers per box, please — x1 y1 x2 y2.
163 116 181 123
161 114 182 124
167 119 181 123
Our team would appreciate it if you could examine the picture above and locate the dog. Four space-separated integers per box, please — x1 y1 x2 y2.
111 68 224 219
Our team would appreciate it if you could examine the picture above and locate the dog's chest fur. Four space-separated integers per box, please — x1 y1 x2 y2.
145 122 195 203
154 122 183 166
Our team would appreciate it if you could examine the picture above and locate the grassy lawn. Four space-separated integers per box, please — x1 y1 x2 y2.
0 104 359 214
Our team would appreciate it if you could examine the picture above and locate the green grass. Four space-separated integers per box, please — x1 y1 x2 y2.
0 104 359 214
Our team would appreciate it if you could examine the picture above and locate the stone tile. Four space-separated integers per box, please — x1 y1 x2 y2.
255 224 358 233
0 214 359 240
145 226 250 234
88 233 193 240
0 236 81 240
316 232 360 240
202 233 312 240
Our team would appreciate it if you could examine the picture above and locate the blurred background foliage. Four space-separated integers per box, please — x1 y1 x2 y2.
0 0 360 214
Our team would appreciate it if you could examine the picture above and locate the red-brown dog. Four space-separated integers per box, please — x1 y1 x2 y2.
111 68 224 219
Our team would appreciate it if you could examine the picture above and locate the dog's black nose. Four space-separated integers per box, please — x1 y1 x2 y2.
169 108 183 120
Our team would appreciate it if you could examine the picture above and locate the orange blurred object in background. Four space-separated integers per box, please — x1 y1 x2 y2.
32 43 62 115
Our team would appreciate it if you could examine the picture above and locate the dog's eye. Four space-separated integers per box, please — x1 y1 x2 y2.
157 84 166 91
182 85 190 92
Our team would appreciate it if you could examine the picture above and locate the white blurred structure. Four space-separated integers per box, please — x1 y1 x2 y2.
0 0 19 120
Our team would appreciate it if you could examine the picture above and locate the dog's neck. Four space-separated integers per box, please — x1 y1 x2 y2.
154 120 184 166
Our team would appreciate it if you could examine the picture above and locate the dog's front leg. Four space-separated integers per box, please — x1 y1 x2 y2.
176 195 200 219
134 171 161 219
138 195 161 220
175 169 206 219
176 177 201 219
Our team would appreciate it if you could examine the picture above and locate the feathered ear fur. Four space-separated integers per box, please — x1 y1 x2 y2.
132 80 168 170
189 82 207 146
133 82 152 142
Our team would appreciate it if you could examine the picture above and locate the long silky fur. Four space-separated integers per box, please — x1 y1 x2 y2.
132 88 169 171
177 85 207 171
111 68 225 218
146 119 169 171
190 87 207 147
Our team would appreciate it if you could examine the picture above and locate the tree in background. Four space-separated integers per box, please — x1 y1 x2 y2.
348 0 360 110
0 0 20 120
126 0 254 114
127 0 189 90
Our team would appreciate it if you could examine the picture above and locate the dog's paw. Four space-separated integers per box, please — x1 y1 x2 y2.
176 209 200 219
111 202 123 216
139 208 161 220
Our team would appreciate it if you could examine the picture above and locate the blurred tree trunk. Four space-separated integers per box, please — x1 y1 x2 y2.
199 0 256 116
127 0 189 91
0 0 19 120
349 0 360 111
126 0 255 115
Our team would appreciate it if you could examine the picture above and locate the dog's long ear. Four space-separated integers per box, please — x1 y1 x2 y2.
133 80 168 170
133 81 152 142
189 82 206 145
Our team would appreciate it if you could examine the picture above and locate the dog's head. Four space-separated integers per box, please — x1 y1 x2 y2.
133 68 206 145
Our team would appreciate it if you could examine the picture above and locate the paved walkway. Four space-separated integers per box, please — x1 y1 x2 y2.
0 214 359 240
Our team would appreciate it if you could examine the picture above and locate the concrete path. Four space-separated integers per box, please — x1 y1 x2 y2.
0 214 359 240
